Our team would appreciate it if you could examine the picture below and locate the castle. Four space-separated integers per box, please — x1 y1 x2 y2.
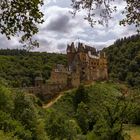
27 42 108 101
49 42 108 88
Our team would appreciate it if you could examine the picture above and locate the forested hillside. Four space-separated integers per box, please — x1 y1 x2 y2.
0 34 139 88
0 80 140 140
105 34 140 87
0 49 66 87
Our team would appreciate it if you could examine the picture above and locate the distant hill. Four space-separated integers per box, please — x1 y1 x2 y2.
0 50 66 87
104 34 140 87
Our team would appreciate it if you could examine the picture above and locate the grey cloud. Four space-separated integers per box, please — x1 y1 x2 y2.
56 42 66 53
0 35 21 49
47 0 71 8
33 37 54 52
0 0 137 53
94 32 117 42
32 39 54 52
46 14 75 33
57 43 66 50
95 45 105 50
38 38 52 47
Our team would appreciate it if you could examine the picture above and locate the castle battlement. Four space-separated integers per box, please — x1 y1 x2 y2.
67 42 97 54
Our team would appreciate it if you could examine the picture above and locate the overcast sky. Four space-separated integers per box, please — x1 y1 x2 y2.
0 0 137 53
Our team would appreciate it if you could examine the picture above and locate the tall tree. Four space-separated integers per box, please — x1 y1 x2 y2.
0 0 44 48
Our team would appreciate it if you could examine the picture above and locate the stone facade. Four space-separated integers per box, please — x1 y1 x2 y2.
50 42 108 88
26 42 108 100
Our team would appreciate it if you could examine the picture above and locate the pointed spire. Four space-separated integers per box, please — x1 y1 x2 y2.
67 44 71 53
67 42 76 53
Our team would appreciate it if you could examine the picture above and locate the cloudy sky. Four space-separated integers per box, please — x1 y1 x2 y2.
0 0 137 53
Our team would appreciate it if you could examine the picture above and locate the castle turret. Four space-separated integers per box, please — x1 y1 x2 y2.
67 42 76 68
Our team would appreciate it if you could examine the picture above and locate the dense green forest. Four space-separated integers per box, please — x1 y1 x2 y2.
105 34 140 88
0 50 66 87
0 81 140 140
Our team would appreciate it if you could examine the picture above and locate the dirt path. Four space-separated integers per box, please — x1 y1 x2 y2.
131 133 140 140
43 93 63 109
125 125 140 140
42 88 78 109
130 129 140 140
42 83 95 109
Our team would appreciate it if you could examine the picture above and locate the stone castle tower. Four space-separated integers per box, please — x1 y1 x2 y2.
49 42 108 88
67 42 108 82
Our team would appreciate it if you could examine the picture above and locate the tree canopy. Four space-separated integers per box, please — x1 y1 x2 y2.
0 0 44 48
71 0 140 32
